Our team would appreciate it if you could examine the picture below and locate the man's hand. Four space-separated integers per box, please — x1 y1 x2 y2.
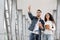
38 22 43 29
28 5 31 12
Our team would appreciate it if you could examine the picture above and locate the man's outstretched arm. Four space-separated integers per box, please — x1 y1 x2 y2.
28 5 34 20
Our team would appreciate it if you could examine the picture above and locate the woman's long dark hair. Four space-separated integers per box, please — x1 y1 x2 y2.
44 13 55 23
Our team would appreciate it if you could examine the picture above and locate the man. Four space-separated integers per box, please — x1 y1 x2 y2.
28 5 45 40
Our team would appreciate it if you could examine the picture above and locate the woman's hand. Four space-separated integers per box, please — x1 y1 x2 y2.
45 25 50 30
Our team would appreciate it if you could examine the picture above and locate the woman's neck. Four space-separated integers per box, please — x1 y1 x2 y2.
47 19 50 21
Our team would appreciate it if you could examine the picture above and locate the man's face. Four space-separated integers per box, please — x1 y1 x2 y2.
36 11 41 17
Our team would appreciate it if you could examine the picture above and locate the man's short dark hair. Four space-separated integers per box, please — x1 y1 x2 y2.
37 9 42 13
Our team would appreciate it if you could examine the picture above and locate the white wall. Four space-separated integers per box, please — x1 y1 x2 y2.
0 0 4 40
17 0 57 19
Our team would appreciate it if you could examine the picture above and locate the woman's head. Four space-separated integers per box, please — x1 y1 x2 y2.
44 13 55 23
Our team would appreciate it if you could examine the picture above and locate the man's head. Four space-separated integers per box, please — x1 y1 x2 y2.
36 9 42 18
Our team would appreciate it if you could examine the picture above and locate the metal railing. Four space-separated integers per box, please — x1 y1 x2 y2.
4 0 13 40
4 0 31 40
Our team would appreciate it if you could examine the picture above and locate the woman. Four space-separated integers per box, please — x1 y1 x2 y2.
43 13 56 40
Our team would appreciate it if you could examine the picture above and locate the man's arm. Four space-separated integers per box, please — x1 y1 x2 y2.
39 20 45 31
28 5 34 20
42 20 45 31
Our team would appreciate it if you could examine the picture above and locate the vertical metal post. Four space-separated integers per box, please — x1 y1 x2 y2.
4 0 13 40
11 0 17 40
17 9 23 40
56 0 60 40
14 0 19 40
22 15 26 40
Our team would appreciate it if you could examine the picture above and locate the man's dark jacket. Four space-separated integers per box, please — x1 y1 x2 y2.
28 12 45 32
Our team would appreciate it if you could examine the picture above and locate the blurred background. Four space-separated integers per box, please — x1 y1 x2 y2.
0 0 60 40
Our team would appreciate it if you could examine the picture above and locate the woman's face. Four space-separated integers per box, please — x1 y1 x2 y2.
46 14 50 20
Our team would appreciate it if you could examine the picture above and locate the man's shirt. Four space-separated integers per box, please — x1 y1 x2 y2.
32 19 40 34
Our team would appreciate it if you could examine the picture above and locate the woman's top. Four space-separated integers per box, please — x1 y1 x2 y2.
44 21 56 34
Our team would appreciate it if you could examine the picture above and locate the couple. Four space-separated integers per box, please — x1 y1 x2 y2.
28 6 55 40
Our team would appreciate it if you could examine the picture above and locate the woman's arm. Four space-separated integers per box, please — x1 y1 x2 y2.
51 23 56 31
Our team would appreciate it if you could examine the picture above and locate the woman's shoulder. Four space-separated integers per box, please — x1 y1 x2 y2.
45 21 55 24
45 21 53 24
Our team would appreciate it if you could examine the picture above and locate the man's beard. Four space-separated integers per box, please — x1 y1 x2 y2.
37 15 40 18
37 15 40 17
